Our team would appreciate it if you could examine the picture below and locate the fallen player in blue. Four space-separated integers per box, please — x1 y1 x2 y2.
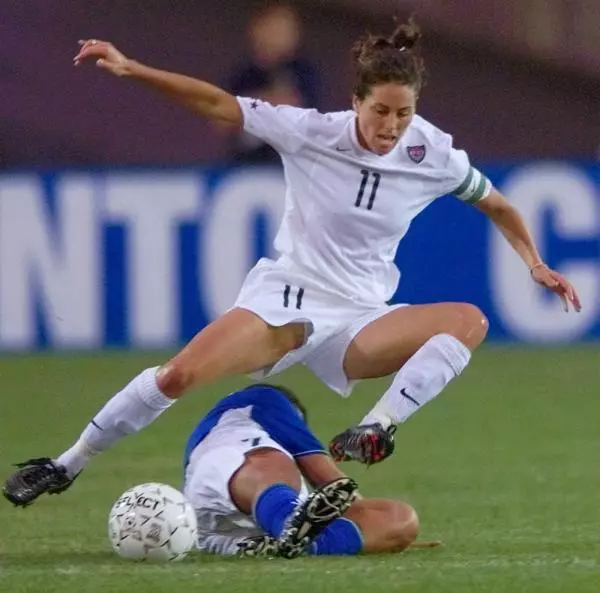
3 383 420 558
181 384 419 557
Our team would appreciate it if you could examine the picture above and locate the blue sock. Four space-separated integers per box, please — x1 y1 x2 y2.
253 483 298 538
309 518 364 556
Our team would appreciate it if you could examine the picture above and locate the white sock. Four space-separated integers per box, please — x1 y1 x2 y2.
360 334 471 429
56 367 175 477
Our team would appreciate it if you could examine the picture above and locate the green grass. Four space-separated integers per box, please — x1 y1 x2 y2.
0 347 599 592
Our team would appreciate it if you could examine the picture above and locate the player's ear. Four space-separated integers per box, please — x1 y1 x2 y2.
352 95 361 113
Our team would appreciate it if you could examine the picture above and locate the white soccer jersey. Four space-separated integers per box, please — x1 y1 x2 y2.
237 98 492 305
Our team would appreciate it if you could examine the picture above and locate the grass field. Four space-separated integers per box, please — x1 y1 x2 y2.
0 347 599 592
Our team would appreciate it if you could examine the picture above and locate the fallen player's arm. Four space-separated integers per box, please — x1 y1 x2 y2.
296 453 362 497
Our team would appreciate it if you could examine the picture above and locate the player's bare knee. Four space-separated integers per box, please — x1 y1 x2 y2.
389 501 419 551
464 303 489 347
155 362 195 398
230 448 302 513
448 303 488 350
244 449 303 491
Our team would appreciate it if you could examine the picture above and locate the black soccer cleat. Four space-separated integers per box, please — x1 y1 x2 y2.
2 458 79 507
277 477 358 559
329 423 397 465
237 535 280 558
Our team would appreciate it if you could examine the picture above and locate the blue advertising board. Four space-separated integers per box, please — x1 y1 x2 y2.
0 162 598 350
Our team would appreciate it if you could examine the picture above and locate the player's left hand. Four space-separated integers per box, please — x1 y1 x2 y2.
530 264 581 313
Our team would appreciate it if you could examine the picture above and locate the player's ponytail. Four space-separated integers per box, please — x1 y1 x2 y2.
352 17 426 100
390 18 422 52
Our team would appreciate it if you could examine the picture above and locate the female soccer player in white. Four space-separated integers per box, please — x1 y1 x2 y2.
3 20 581 505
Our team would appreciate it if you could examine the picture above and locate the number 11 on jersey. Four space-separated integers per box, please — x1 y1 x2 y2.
355 170 381 210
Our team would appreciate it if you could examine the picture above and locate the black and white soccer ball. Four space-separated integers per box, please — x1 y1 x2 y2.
108 482 198 562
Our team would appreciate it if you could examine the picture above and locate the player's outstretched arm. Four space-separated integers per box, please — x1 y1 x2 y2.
73 39 242 125
476 188 582 313
296 453 353 490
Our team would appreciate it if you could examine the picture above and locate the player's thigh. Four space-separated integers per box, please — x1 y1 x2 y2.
229 448 303 514
344 302 488 380
157 307 306 396
184 432 300 516
345 498 419 553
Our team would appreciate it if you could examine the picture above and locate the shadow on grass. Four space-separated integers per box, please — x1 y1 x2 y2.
0 550 117 568
0 550 243 570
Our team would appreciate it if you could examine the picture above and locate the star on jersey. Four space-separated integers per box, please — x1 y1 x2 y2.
250 100 260 110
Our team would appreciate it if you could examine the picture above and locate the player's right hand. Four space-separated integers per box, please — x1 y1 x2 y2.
73 39 130 76
530 264 582 313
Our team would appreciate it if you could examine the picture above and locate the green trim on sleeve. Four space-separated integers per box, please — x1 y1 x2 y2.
453 166 492 204
454 167 474 196
464 176 489 204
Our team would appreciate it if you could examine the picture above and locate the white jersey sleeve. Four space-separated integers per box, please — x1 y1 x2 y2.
445 146 493 204
237 97 313 154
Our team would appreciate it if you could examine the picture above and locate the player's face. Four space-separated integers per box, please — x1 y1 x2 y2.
353 83 417 155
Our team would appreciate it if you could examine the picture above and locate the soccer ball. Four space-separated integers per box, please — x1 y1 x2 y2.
108 482 198 562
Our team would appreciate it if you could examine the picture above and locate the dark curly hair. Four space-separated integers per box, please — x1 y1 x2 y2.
352 17 427 100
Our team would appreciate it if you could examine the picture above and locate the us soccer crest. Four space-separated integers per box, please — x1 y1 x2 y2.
407 145 426 163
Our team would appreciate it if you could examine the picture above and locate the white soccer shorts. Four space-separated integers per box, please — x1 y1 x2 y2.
233 257 407 396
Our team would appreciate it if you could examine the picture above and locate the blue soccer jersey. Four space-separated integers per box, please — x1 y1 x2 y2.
183 385 325 467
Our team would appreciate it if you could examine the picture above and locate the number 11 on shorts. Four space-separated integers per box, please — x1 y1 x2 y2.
283 285 305 310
